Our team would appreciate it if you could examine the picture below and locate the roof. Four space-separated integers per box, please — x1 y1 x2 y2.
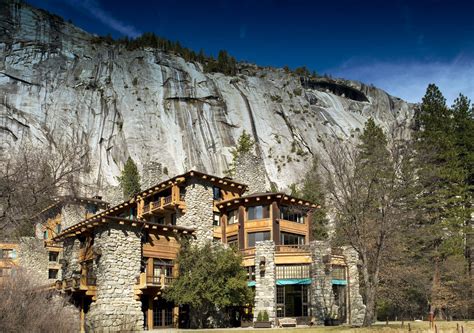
34 196 110 219
53 170 247 240
216 192 319 210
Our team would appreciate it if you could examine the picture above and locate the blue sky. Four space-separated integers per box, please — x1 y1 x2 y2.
28 0 474 104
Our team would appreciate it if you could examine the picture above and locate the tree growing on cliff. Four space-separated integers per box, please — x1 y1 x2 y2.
164 241 252 328
320 118 415 326
117 157 141 199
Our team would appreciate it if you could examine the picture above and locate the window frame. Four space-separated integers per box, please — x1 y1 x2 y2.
247 231 271 248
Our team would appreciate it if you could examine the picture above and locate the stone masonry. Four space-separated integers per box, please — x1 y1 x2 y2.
309 240 334 324
254 240 276 324
233 152 270 194
62 237 81 280
18 237 51 285
176 178 214 246
86 224 143 332
61 203 87 229
342 246 366 326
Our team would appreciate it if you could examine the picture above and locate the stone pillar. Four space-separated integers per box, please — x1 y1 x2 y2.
86 224 143 332
342 246 366 326
176 178 214 246
254 240 276 324
62 238 81 280
61 204 86 229
233 152 270 194
309 240 333 325
141 161 166 190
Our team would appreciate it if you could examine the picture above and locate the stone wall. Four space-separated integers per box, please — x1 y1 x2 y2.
342 246 366 326
254 240 276 324
62 238 81 280
61 204 87 229
176 178 214 246
18 237 51 285
101 185 124 207
233 152 270 194
86 224 143 332
309 240 334 325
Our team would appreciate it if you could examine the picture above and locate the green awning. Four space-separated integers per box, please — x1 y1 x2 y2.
276 278 312 285
247 281 256 287
332 279 348 285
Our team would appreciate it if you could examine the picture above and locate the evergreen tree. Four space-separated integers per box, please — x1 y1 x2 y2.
117 157 141 199
164 242 252 328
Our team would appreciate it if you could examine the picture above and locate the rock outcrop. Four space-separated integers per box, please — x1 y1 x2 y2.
0 0 414 195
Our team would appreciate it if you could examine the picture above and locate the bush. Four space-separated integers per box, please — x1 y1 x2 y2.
262 310 269 321
0 269 80 332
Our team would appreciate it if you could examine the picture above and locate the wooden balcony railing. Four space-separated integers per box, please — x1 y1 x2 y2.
137 273 174 289
276 244 310 253
240 248 256 257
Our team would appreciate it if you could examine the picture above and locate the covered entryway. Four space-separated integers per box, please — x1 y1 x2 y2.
276 283 310 319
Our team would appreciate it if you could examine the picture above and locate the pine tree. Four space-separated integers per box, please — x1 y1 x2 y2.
117 157 141 199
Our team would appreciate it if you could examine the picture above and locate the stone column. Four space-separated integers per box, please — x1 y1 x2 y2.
62 238 81 280
86 224 143 332
309 240 333 325
233 152 270 194
254 240 276 324
176 178 214 246
18 237 50 285
342 246 366 326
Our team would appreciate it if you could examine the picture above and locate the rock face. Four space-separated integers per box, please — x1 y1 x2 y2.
0 0 414 194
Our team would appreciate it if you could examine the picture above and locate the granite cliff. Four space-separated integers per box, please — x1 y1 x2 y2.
0 0 414 197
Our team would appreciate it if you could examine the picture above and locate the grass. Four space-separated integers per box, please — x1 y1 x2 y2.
178 321 474 333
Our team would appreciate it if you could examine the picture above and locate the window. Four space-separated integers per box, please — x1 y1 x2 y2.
213 187 222 200
332 266 346 280
56 224 61 234
213 213 220 226
227 235 238 249
247 205 269 220
280 232 305 245
157 217 165 225
276 285 285 317
247 231 271 247
49 251 59 262
43 230 48 240
152 259 173 277
246 266 256 281
170 213 176 226
227 210 238 225
48 269 58 279
85 203 98 214
276 264 310 279
280 206 305 223
1 249 16 259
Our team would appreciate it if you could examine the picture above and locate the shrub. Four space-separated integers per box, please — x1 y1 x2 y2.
262 310 269 321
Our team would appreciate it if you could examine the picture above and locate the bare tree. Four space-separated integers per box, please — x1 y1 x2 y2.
319 120 415 326
0 141 89 237
0 268 80 332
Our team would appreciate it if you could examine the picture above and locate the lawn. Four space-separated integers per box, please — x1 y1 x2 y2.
178 321 473 333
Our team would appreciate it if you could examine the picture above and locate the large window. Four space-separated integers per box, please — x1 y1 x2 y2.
246 266 256 281
276 264 310 279
280 232 305 245
276 285 310 318
280 206 305 223
227 210 238 225
247 231 271 248
332 266 346 280
247 205 269 220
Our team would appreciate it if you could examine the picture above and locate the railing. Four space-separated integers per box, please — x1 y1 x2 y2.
240 248 256 257
163 195 172 205
276 244 310 253
146 275 161 285
164 276 174 285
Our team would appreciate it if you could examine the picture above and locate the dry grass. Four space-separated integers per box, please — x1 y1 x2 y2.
184 321 474 333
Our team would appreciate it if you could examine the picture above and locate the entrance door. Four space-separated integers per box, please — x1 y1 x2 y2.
153 299 174 328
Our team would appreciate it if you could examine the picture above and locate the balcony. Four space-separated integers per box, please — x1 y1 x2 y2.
136 272 174 289
142 194 185 216
276 244 310 253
